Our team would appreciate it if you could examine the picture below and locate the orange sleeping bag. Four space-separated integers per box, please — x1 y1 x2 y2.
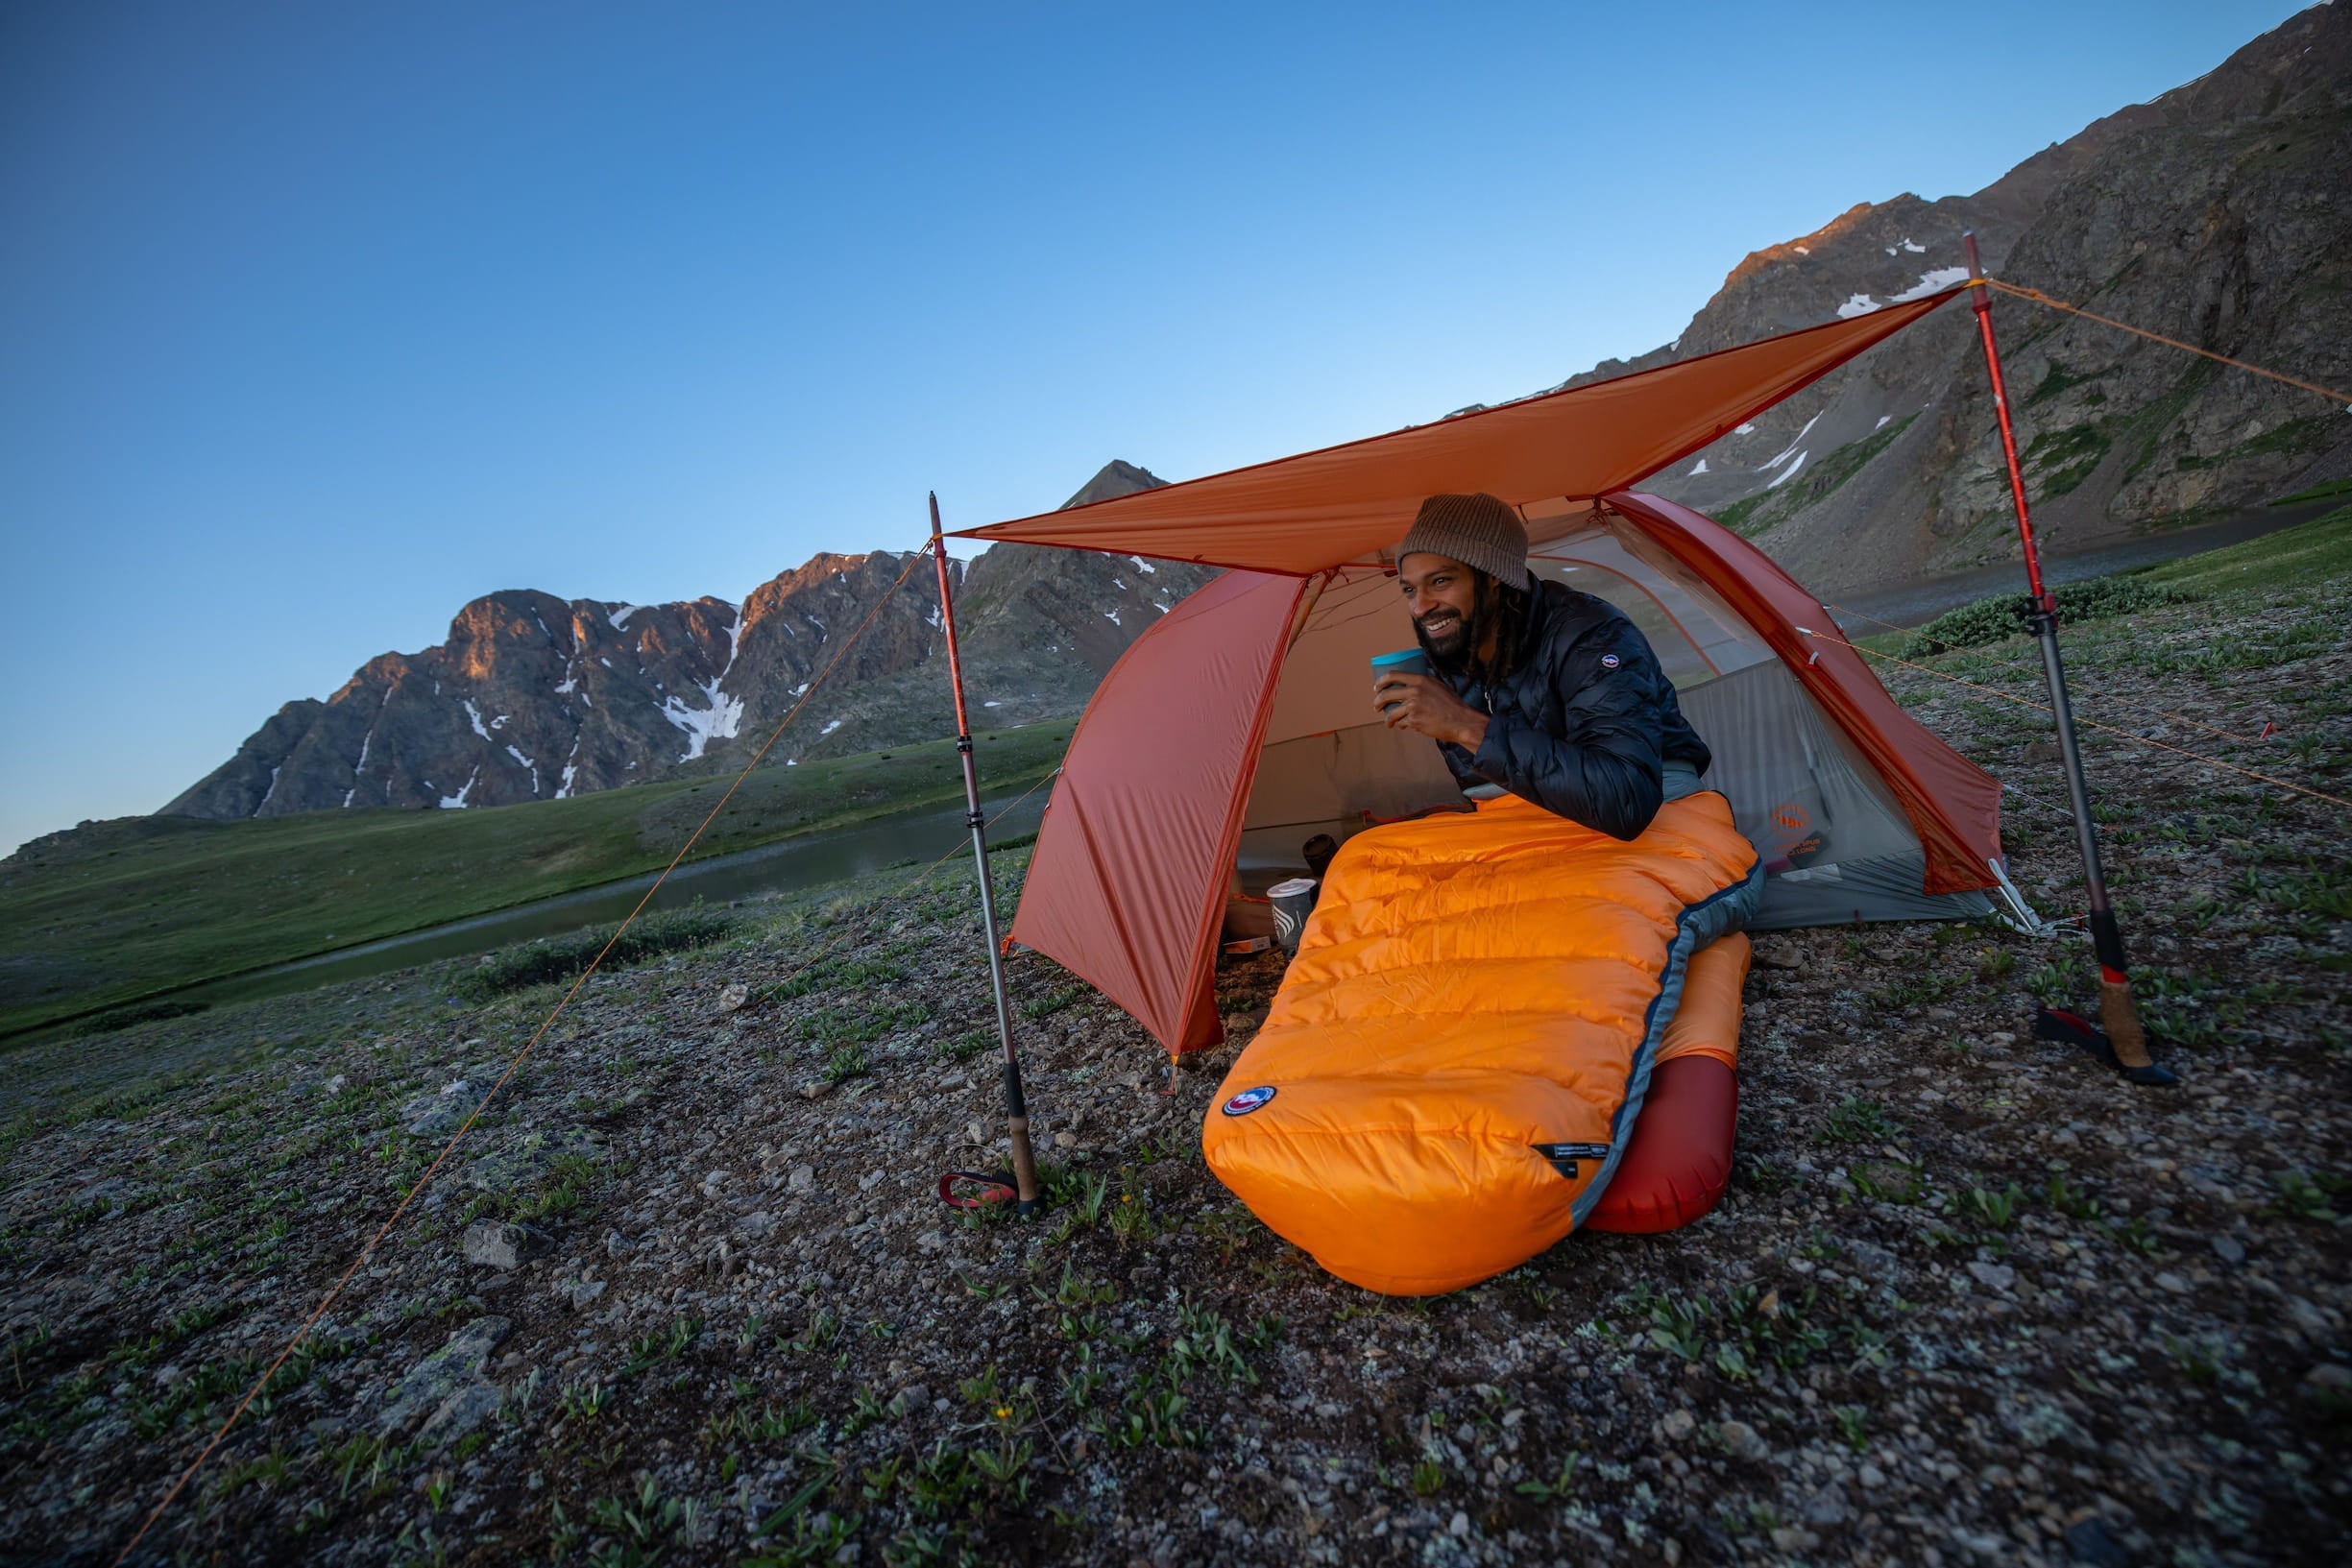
1202 790 1760 1295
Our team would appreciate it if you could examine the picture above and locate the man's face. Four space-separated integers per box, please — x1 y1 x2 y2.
1399 553 1479 661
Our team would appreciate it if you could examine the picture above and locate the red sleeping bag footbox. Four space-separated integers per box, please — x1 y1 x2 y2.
1584 932 1748 1235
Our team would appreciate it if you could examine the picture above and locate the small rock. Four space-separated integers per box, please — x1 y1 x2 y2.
1847 1239 1900 1280
1660 1409 1696 1441
1967 1260 2016 1292
1054 1131 1079 1148
2063 1516 2130 1567
1715 1420 1768 1461
1856 1462 1887 1490
800 1080 836 1101
967 1120 990 1146
401 1095 467 1138
2209 1236 2244 1265
2153 1271 2191 1295
416 1381 502 1449
1799 1483 1850 1527
2024 740 2062 765
734 1211 776 1240
570 1280 607 1312
1749 939 1803 971
893 1383 931 1414
1447 1511 1471 1538
462 1221 547 1271
376 1317 510 1436
787 1165 814 1193
2303 1363 2352 1394
320 1073 347 1096
716 983 750 1013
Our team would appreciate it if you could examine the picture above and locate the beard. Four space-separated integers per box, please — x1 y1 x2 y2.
1414 605 1471 664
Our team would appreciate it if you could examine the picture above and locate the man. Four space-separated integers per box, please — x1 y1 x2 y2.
1371 492 1711 841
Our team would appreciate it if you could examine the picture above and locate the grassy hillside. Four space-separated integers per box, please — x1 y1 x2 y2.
0 725 1067 1040
1855 502 2352 657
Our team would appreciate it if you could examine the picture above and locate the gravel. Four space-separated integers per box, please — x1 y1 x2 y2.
1 588 2345 1564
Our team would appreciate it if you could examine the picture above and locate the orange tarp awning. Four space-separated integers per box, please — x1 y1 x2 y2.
952 290 1960 572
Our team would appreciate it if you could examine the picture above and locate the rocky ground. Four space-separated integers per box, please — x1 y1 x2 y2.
2 581 2347 1567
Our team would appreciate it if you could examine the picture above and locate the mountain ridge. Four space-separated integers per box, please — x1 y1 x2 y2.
1605 2 2350 591
158 463 1215 823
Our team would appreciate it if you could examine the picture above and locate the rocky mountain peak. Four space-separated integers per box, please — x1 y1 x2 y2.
1060 460 1169 509
161 469 1217 823
1617 2 2350 592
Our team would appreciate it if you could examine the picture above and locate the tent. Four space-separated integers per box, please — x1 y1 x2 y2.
950 287 2031 1054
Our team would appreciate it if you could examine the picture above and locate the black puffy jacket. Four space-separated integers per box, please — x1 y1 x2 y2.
1433 577 1711 841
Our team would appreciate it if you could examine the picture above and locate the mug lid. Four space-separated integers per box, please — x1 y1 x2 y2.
1268 877 1319 897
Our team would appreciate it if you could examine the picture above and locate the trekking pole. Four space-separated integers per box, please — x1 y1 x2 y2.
1962 233 2175 1088
929 494 1046 1212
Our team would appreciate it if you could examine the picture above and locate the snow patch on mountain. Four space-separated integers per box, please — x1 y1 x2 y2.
662 679 744 762
1759 412 1823 472
1891 266 1970 302
1837 266 1971 319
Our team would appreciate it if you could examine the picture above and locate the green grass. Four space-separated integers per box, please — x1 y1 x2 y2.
1856 504 2352 662
2270 476 2352 508
1895 574 2190 659
1714 413 1918 540
456 905 740 999
2021 422 2111 498
2135 503 2352 599
0 724 1067 1039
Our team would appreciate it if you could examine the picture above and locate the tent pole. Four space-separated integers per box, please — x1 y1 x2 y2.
929 494 1045 1212
1962 234 2174 1088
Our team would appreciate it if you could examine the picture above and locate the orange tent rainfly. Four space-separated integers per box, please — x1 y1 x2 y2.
948 287 2025 1292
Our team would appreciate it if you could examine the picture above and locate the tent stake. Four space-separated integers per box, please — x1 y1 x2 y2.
930 495 1046 1212
1963 234 2176 1088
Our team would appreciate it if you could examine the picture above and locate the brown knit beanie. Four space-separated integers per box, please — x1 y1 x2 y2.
1397 493 1528 588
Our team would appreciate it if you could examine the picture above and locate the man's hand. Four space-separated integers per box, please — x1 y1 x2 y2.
1373 673 1489 751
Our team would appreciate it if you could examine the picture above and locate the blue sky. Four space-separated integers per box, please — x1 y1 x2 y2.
0 0 2307 853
